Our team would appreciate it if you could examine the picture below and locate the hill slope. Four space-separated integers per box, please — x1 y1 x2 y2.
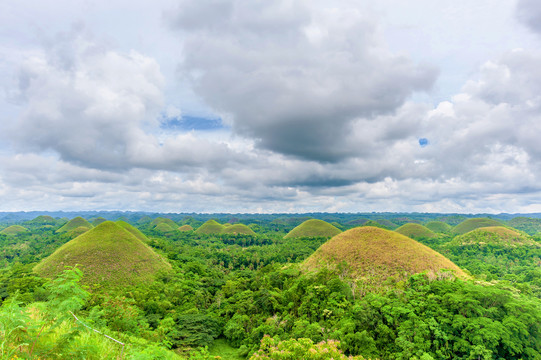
302 227 467 285
451 218 502 235
34 221 170 287
56 217 93 233
395 223 436 239
284 219 342 239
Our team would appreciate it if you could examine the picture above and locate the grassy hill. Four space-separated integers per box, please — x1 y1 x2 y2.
222 223 256 235
451 218 502 235
178 224 194 231
56 217 93 234
154 222 176 233
151 217 177 228
284 219 341 239
34 221 170 287
0 225 29 236
28 215 57 225
425 221 452 233
395 223 436 240
302 226 467 286
448 226 539 247
195 220 225 235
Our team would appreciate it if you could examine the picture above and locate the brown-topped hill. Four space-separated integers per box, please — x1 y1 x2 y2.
302 227 467 285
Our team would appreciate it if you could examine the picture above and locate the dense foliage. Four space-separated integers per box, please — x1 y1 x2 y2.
0 214 540 359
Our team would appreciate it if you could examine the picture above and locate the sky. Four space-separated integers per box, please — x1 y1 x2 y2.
1 0 541 213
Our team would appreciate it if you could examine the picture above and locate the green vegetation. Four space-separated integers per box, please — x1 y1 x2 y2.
56 216 93 233
27 215 57 225
195 219 225 234
303 226 467 286
0 225 29 236
395 223 436 240
154 222 177 233
451 217 502 235
425 220 451 233
222 224 257 235
1 212 541 359
284 219 341 239
34 221 171 288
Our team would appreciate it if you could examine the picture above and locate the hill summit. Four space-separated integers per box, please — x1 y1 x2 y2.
395 223 436 240
284 219 341 239
34 221 170 287
303 227 466 286
449 226 539 247
56 216 93 234
451 218 502 235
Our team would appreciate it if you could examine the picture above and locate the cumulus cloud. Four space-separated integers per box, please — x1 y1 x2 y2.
9 27 245 172
169 0 437 161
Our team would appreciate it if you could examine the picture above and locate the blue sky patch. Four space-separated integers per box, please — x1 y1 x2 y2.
160 115 226 131
419 138 429 147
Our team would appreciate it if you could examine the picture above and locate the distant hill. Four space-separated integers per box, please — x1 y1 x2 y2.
395 223 436 240
448 226 539 247
154 222 176 233
425 221 452 233
507 217 541 235
302 227 467 286
56 217 93 234
222 224 256 235
178 224 194 232
151 217 177 228
34 221 170 287
0 225 29 236
284 219 341 239
27 215 57 225
451 218 503 235
195 220 224 235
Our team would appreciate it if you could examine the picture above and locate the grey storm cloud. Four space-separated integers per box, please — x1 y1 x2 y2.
516 0 541 34
169 0 437 162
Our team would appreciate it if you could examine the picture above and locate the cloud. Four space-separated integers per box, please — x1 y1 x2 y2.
169 0 437 162
516 0 541 34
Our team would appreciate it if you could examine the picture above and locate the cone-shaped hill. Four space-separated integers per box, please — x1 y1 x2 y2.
395 223 436 240
56 217 93 234
34 221 171 287
425 221 452 233
302 227 467 285
151 217 177 228
0 225 29 236
178 224 194 232
449 226 539 247
154 222 176 233
195 220 225 234
222 224 256 235
451 218 502 235
92 217 107 227
284 219 341 239
29 215 57 225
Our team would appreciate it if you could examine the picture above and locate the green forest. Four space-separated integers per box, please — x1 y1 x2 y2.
0 213 540 359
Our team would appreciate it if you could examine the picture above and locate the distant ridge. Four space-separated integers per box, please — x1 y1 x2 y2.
34 221 170 287
284 219 341 239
